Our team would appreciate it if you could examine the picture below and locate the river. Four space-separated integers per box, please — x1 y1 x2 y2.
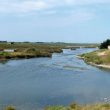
0 48 110 110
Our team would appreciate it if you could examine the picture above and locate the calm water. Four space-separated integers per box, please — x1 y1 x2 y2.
0 48 110 110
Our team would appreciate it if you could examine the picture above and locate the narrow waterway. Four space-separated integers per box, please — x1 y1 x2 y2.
0 48 110 110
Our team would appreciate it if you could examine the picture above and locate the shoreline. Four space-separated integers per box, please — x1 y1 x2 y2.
0 52 52 62
77 55 110 69
3 103 110 110
0 54 52 62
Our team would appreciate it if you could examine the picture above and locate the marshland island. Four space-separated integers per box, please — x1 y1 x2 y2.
0 41 96 61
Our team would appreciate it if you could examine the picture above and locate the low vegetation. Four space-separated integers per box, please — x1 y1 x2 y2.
0 43 64 60
4 106 15 110
45 103 110 110
0 50 52 60
80 49 110 65
0 42 98 61
80 50 103 64
3 103 110 110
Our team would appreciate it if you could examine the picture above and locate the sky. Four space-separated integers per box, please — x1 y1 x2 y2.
0 0 110 43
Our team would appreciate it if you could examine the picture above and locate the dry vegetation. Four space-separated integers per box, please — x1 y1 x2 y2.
0 43 64 60
80 49 110 65
45 103 110 110
3 103 110 110
0 42 98 61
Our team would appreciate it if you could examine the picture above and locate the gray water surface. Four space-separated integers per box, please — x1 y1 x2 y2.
0 48 110 110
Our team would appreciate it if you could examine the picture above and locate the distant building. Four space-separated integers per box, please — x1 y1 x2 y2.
108 46 110 50
7 42 15 44
0 49 4 52
4 49 15 52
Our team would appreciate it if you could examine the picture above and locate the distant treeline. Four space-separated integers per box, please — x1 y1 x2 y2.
0 41 7 43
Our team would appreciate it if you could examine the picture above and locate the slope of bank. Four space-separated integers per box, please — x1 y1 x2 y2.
3 103 110 110
79 49 110 69
45 103 110 110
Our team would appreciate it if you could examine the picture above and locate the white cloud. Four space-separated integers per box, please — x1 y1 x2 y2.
43 10 57 15
72 10 95 21
34 9 95 28
0 0 110 14
0 1 48 13
0 0 109 18
64 0 110 5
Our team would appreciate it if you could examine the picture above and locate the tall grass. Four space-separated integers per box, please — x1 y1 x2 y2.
45 103 110 110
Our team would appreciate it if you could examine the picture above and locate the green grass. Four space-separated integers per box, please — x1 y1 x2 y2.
80 49 110 65
3 103 110 110
45 106 65 110
80 51 103 64
0 52 9 56
45 103 110 110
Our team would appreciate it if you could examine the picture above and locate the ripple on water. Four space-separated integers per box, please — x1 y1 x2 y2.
63 65 89 71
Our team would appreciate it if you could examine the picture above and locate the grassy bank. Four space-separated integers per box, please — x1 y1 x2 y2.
4 103 110 110
45 103 110 110
79 49 110 68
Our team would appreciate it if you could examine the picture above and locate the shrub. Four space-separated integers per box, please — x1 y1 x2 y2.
69 103 78 109
25 48 37 53
45 106 64 110
0 52 9 56
100 39 110 49
4 106 16 110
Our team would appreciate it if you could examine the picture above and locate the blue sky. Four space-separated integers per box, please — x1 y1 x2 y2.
0 0 110 43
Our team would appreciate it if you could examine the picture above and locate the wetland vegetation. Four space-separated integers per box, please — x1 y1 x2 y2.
45 103 110 110
79 39 110 69
0 42 98 61
3 103 110 110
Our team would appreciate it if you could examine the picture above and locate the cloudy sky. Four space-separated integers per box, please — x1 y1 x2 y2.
0 0 110 43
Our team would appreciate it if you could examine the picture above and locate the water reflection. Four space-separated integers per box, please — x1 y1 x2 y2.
0 60 8 64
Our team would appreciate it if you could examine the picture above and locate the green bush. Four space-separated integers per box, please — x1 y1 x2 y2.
45 106 65 110
69 103 78 109
0 52 9 56
4 106 16 110
100 39 110 49
25 48 37 53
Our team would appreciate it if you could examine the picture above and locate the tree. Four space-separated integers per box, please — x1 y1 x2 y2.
100 39 110 49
